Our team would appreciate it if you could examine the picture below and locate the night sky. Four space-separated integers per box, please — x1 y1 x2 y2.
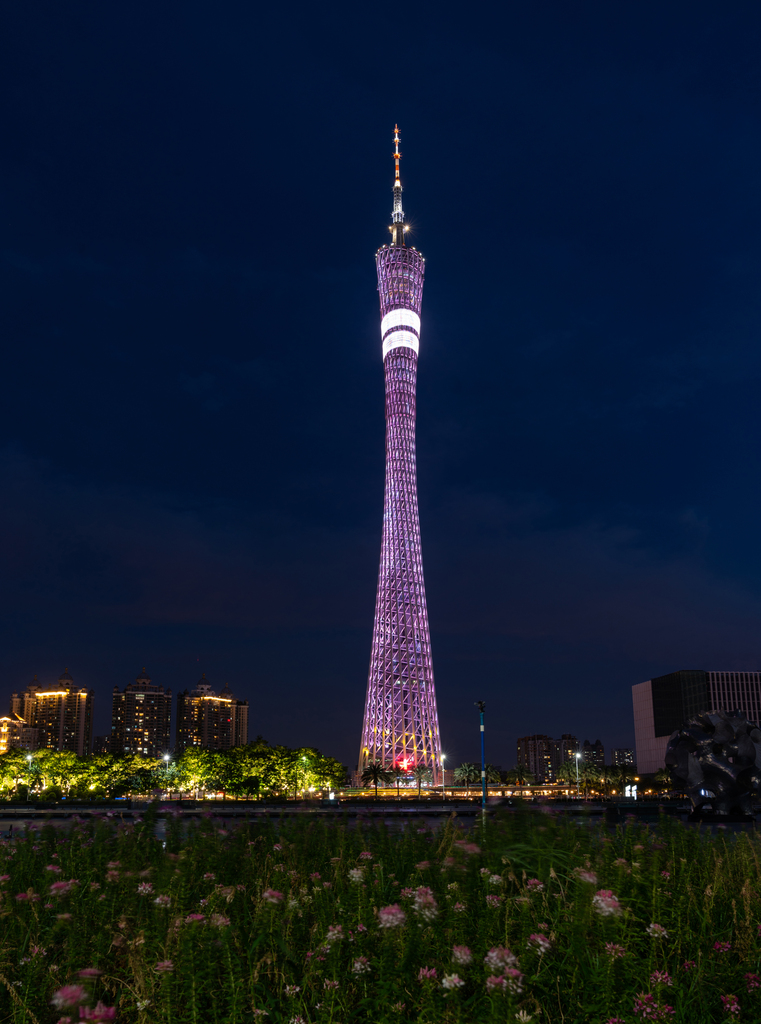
3 3 761 772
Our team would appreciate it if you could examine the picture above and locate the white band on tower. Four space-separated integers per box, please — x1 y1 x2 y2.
381 309 421 337
382 330 419 359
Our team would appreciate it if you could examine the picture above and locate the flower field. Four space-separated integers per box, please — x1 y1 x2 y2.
1 806 761 1023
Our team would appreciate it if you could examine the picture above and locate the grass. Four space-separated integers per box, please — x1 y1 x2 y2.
0 804 760 1023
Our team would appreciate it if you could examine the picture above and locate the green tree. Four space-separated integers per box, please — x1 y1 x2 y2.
485 764 502 784
454 762 479 796
412 764 432 797
504 765 536 787
360 762 392 799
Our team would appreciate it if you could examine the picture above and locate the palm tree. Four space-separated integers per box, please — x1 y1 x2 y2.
485 764 502 784
412 765 432 797
504 766 536 787
391 763 409 798
360 762 392 799
454 762 479 796
609 763 636 798
654 767 673 796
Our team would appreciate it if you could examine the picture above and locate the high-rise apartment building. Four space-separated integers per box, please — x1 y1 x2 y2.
9 670 93 756
110 668 172 757
633 669 761 773
175 675 248 753
611 748 635 766
0 717 38 754
516 735 554 783
516 733 579 782
358 127 442 784
581 739 605 768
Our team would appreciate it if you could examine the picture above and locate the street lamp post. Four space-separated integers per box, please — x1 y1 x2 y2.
163 754 170 799
574 752 581 799
475 701 487 809
441 754 446 804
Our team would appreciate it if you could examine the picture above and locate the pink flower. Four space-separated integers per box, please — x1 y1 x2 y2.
633 993 675 1020
50 881 77 896
323 979 339 990
184 913 205 923
155 961 174 973
137 882 153 895
485 968 523 994
154 894 171 907
325 924 343 944
46 865 63 874
106 861 120 869
105 871 119 883
714 940 731 952
51 986 88 1010
484 947 518 972
352 956 371 974
453 840 481 855
720 995 740 1017
526 878 544 891
661 870 670 879
605 943 626 959
745 973 761 992
203 873 216 881
650 970 673 986
574 868 598 884
593 890 623 917
453 901 466 912
0 875 9 883
418 967 437 981
263 889 284 904
272 843 282 851
415 860 430 870
359 851 373 860
452 945 472 965
79 1003 116 1022
647 923 668 939
485 894 503 908
413 886 438 922
528 932 552 954
683 960 696 971
77 969 102 979
210 913 230 927
310 872 321 881
378 904 406 929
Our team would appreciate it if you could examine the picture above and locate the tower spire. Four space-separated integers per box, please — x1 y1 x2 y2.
390 123 405 246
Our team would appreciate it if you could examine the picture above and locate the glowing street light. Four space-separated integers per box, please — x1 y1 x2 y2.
441 753 446 803
574 752 581 799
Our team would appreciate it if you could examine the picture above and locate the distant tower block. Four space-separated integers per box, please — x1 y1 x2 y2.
358 126 442 783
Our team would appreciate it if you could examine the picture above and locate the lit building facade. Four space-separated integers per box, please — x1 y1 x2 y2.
110 668 172 757
358 126 441 783
516 733 580 782
612 748 635 766
516 734 554 783
175 675 248 753
581 738 605 768
0 717 38 754
633 669 761 773
9 670 93 756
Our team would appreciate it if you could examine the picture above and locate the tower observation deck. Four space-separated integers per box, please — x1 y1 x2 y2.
358 126 442 785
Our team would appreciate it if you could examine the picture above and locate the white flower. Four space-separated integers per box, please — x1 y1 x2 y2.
348 868 364 883
441 974 465 990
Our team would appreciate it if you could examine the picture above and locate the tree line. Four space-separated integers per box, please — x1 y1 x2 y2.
0 738 347 800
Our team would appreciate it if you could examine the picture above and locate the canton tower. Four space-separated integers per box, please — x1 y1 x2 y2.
358 126 442 784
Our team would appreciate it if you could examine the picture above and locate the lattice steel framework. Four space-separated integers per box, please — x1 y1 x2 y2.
358 127 442 784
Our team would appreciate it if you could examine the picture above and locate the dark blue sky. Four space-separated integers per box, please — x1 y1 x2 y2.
3 2 761 770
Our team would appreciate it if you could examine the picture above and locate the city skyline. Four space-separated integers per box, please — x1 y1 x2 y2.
4 7 761 769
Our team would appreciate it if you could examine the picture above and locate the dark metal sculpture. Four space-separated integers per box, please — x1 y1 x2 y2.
665 710 761 818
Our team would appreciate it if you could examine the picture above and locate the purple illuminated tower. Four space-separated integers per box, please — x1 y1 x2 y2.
358 126 442 784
